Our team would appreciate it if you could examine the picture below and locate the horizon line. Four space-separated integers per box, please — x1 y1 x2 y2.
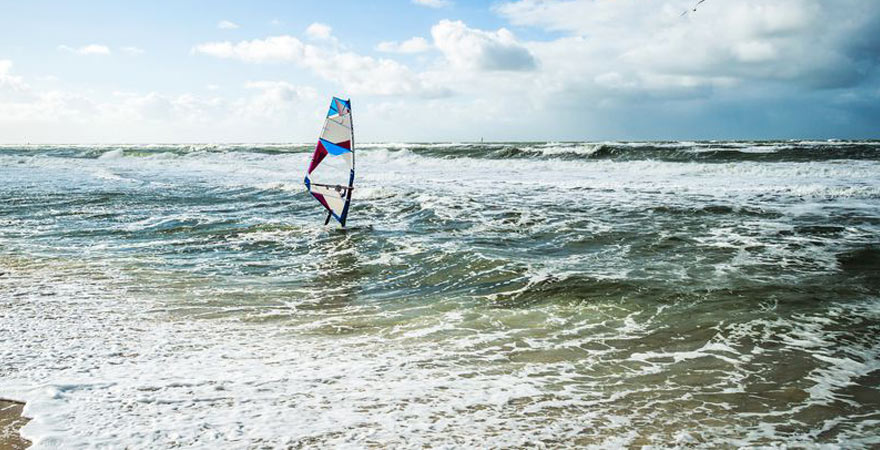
1 138 878 146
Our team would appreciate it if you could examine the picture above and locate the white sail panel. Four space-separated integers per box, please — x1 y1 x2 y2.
310 184 348 216
321 114 352 145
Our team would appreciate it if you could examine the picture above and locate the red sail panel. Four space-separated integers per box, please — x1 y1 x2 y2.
308 142 328 174
312 192 331 211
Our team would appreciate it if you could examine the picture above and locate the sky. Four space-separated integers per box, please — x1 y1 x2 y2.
0 0 878 143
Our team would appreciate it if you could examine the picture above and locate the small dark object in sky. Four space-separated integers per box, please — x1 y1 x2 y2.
681 0 707 16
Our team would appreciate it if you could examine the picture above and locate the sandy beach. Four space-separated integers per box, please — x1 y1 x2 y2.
0 400 30 449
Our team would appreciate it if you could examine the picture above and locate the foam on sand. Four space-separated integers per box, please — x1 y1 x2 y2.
0 400 30 450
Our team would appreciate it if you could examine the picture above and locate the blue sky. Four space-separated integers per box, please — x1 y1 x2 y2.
1 0 878 142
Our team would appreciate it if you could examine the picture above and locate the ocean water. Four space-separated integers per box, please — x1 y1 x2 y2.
1 141 879 448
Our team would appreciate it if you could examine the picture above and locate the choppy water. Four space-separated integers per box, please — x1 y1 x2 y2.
1 141 879 448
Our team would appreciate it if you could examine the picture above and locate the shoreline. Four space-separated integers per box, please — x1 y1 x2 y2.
0 399 31 449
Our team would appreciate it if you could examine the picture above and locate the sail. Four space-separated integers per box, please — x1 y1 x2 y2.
304 97 354 226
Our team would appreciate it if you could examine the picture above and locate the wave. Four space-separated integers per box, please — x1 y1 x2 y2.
2 141 879 163
388 141 880 163
0 144 314 159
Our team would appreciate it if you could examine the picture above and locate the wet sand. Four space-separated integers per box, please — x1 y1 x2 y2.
0 400 30 449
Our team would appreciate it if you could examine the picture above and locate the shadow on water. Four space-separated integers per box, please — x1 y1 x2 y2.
837 245 880 291
838 245 880 273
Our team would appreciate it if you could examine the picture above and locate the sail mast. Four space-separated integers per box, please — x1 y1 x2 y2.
340 99 354 227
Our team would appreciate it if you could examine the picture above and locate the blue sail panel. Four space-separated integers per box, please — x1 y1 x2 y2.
328 97 351 117
319 138 352 155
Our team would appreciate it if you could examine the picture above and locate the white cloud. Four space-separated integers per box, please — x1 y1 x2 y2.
120 46 145 55
243 80 316 99
376 37 431 54
0 88 99 123
0 67 326 141
733 41 777 63
495 0 880 92
412 0 451 8
431 20 536 71
305 23 333 41
192 35 304 62
217 20 240 30
6 1 878 142
80 44 111 55
107 88 286 124
315 52 443 96
241 80 317 117
58 44 111 55
0 60 29 91
193 34 446 96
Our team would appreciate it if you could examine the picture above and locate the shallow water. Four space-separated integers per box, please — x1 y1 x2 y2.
1 141 879 448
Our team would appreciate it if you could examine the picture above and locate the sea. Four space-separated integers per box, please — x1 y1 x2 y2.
1 141 879 448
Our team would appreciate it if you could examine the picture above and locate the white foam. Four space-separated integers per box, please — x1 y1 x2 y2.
97 148 125 159
2 142 880 447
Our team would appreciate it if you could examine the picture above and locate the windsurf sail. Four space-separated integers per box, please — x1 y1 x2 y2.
304 96 355 226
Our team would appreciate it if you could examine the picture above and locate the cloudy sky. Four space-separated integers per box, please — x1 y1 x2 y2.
1 0 878 143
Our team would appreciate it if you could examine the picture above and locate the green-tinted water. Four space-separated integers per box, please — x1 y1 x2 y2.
1 142 879 447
